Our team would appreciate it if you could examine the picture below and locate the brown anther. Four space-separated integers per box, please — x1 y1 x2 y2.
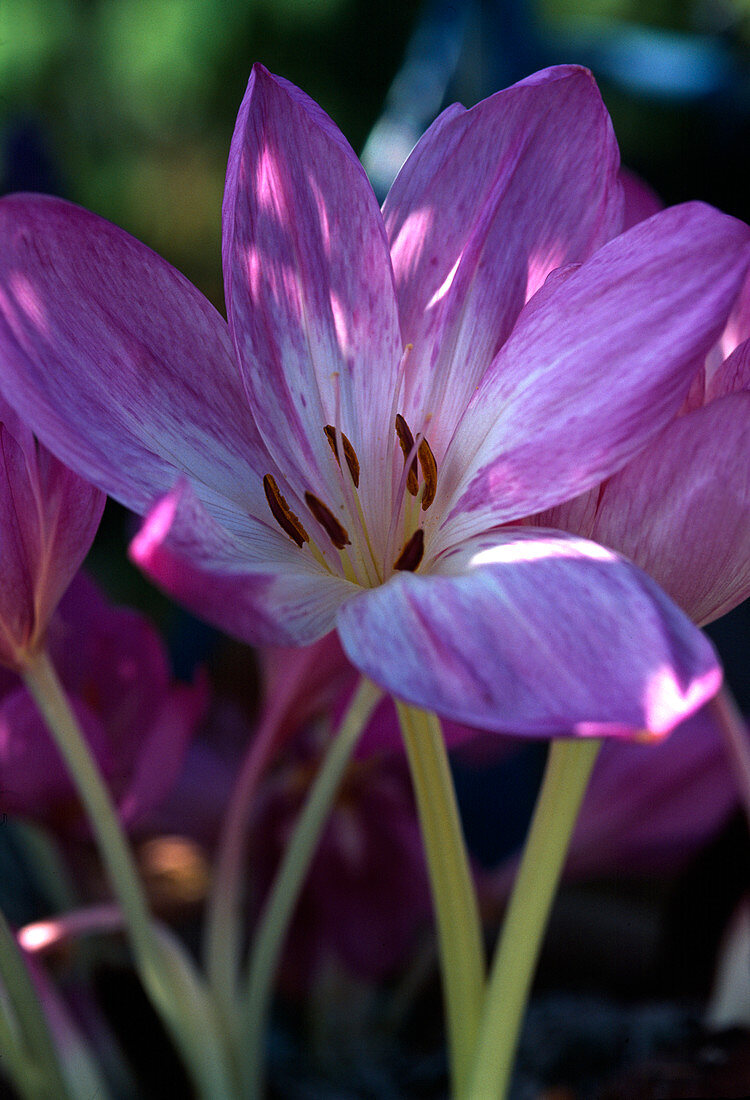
304 491 350 549
418 436 438 511
394 527 424 572
395 413 419 496
263 474 309 547
324 425 360 487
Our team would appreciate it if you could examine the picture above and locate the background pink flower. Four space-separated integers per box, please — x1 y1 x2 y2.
0 395 103 670
0 573 207 831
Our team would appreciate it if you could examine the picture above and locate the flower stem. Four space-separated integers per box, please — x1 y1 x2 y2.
204 646 323 1027
467 736 601 1099
241 677 382 1098
0 905 71 1099
21 648 237 1100
395 702 485 1097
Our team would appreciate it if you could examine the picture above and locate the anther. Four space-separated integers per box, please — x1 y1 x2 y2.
418 437 438 510
324 425 360 487
395 414 419 496
305 491 351 549
263 475 309 547
394 527 424 572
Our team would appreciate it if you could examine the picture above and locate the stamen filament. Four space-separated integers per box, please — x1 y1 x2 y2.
331 424 381 587
384 430 421 573
306 541 331 573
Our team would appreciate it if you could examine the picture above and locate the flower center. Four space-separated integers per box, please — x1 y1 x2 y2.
262 415 438 585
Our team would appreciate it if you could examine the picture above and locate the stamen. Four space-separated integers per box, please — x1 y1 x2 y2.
263 474 309 547
418 436 438 511
395 414 419 496
305 491 351 549
324 425 360 487
394 527 424 572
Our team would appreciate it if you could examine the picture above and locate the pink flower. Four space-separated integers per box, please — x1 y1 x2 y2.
529 171 750 627
0 573 207 831
0 394 103 670
0 66 746 738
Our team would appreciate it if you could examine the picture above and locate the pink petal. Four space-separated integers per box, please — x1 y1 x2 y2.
118 676 209 828
223 65 402 563
584 394 750 626
619 166 663 229
567 703 737 878
706 337 750 402
0 194 270 539
0 684 112 818
131 480 356 645
384 65 623 460
434 202 750 553
0 407 103 668
336 528 721 738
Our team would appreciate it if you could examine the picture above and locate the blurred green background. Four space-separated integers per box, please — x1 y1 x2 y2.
3 0 750 309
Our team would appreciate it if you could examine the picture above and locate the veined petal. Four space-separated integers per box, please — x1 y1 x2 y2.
223 65 402 561
336 528 721 738
433 202 750 553
0 409 104 668
584 395 750 626
706 336 750 401
0 194 271 537
383 65 623 459
131 480 356 646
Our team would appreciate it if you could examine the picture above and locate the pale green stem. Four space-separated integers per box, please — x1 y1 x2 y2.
204 646 322 1024
30 961 113 1100
396 703 486 1097
0 906 71 1099
241 677 382 1098
0 992 31 1096
467 737 601 1099
22 648 237 1100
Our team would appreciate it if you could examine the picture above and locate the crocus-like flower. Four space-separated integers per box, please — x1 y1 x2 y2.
0 394 103 670
0 66 746 738
0 572 207 831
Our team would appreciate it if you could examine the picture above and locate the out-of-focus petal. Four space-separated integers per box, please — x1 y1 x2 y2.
584 394 750 625
0 684 112 817
223 64 402 562
0 402 104 668
384 65 623 459
567 704 738 877
118 676 209 828
619 167 662 229
433 203 750 553
131 481 356 646
0 194 271 540
337 528 721 738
